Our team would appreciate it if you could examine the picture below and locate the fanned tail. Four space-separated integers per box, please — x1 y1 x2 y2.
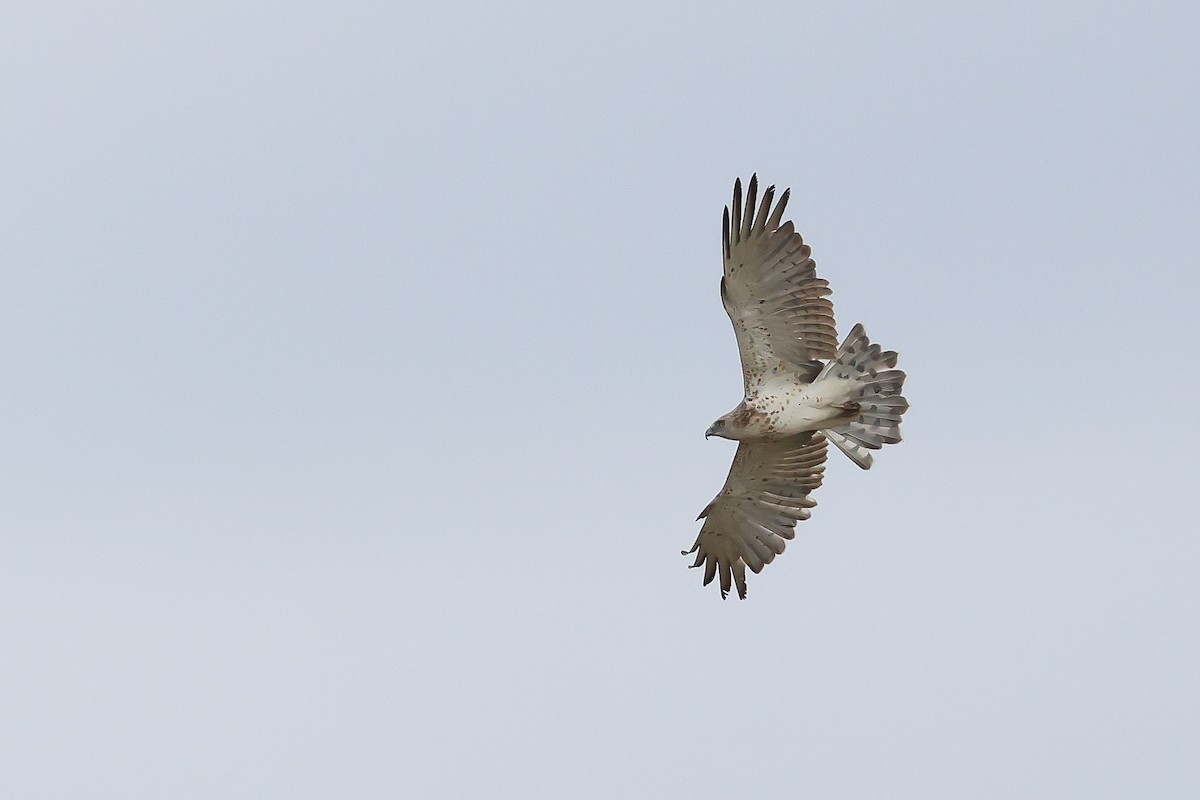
818 323 908 470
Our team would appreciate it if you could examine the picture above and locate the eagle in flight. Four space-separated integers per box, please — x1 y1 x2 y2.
683 176 909 599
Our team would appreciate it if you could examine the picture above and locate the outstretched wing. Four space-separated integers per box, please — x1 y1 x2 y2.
722 175 838 390
683 432 828 599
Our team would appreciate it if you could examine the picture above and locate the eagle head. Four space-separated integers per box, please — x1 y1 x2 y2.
706 405 770 441
705 418 731 439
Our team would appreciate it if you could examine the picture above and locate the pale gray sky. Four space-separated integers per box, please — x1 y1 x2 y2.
2 1 1198 798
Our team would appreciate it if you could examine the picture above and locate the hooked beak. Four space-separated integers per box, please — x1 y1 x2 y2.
705 424 716 439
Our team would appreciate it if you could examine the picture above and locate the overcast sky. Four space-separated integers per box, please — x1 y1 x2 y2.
2 1 1198 798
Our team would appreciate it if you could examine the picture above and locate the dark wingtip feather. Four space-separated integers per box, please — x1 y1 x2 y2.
743 175 758 238
755 184 775 233
722 206 731 260
767 187 791 230
731 178 743 244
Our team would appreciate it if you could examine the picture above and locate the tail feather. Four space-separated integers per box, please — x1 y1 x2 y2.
819 324 908 470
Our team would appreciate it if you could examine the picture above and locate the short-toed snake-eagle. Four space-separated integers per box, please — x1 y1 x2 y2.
683 176 909 599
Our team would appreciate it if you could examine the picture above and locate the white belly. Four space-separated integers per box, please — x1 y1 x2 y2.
755 377 859 437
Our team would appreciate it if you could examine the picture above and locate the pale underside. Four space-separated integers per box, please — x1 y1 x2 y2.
686 175 839 598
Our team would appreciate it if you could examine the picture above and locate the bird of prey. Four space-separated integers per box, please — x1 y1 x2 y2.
683 175 909 599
